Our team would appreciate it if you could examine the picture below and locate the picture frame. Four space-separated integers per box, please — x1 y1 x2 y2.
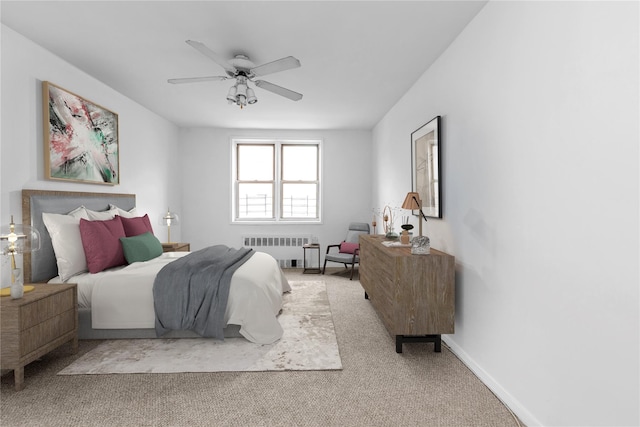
411 116 441 219
42 81 119 185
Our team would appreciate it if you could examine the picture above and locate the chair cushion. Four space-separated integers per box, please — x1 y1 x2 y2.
345 222 370 243
339 242 359 254
345 231 367 243
348 222 370 232
325 253 359 263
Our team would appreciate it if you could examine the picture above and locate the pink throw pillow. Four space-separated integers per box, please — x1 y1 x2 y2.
119 214 154 237
79 217 127 273
339 242 359 254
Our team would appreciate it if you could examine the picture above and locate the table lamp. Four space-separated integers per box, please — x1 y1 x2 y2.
401 192 428 237
161 208 179 244
1 215 41 298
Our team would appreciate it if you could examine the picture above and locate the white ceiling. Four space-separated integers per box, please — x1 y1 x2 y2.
1 1 487 130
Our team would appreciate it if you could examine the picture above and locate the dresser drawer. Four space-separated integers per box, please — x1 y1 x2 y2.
20 287 75 330
21 308 76 355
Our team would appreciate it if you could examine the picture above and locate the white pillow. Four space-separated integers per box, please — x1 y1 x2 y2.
67 206 87 217
85 206 118 220
109 204 138 218
42 208 90 282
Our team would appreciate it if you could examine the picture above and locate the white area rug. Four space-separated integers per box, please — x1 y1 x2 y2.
58 280 342 374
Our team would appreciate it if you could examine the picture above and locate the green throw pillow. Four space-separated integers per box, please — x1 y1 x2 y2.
120 232 163 263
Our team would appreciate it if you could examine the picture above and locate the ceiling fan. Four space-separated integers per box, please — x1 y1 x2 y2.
168 40 302 108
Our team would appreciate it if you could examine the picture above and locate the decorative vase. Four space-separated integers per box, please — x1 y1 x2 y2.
10 268 24 299
400 224 413 244
385 228 399 240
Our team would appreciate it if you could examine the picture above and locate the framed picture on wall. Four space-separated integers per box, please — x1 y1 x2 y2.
411 115 442 218
42 81 119 185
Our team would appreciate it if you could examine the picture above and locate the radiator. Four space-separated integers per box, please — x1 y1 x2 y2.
241 235 316 269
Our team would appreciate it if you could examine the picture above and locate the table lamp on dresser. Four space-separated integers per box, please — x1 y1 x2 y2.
401 192 430 255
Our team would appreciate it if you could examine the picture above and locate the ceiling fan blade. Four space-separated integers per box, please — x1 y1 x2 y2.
168 76 228 84
251 56 301 77
185 40 237 75
254 80 303 101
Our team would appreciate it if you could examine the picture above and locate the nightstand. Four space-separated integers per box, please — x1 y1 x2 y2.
303 243 321 274
162 243 190 253
1 283 78 390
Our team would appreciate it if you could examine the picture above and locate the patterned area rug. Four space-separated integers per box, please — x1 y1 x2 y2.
58 280 342 374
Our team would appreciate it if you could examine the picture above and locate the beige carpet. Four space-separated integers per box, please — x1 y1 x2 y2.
1 268 521 427
58 280 341 374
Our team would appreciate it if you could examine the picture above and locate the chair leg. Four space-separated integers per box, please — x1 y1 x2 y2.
350 264 355 280
322 259 327 275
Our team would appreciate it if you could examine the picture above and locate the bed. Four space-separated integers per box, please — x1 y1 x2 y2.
22 189 291 344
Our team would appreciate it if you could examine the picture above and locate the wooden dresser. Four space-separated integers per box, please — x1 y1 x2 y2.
359 235 455 353
1 283 78 390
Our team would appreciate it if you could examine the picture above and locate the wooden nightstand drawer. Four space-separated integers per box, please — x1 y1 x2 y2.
20 287 75 329
1 283 78 390
22 308 76 355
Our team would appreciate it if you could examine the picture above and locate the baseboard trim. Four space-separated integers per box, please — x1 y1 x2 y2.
443 336 543 427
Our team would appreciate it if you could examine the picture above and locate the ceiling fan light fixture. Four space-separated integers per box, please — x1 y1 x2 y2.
226 85 237 103
236 82 247 97
246 87 257 104
233 78 249 108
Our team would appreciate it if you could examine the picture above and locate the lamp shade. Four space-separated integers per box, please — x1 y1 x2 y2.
246 87 257 104
401 192 427 237
161 209 179 226
226 85 237 103
0 216 41 256
161 209 179 244
401 192 422 210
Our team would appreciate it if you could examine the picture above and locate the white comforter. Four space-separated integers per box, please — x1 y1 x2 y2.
50 251 291 344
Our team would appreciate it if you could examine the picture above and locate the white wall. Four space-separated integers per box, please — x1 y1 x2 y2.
178 127 372 258
372 2 639 426
1 25 182 279
3 2 638 424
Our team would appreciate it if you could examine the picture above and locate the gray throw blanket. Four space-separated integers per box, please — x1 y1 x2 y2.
153 245 254 339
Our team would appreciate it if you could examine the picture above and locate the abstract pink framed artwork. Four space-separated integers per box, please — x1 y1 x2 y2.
42 81 119 185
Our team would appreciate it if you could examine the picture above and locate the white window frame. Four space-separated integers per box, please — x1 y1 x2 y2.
231 138 322 224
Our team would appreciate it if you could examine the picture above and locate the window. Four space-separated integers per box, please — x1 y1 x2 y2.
233 139 321 222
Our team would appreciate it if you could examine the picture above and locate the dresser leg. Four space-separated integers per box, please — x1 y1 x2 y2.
364 291 369 300
395 334 441 353
434 335 442 352
14 366 24 391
